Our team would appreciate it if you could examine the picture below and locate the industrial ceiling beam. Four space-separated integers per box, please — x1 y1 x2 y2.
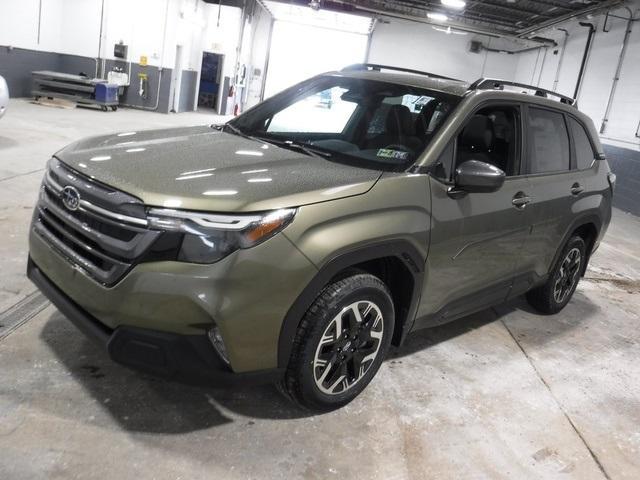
515 0 624 36
383 0 528 29
325 0 555 43
466 0 554 19
264 0 622 44
358 0 544 32
523 0 575 13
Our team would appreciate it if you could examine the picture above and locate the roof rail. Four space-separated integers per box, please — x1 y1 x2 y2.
469 78 575 106
342 63 463 82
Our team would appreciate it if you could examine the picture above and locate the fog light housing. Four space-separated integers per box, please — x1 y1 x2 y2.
208 326 229 365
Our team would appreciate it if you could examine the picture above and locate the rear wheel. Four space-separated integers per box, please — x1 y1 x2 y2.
281 273 394 411
526 235 586 314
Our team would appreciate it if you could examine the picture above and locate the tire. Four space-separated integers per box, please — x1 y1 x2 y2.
281 273 394 411
526 235 586 314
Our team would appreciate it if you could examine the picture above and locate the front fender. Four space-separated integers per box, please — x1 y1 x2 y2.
277 173 432 367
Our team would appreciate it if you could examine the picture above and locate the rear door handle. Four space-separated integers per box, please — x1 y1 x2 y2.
571 183 584 196
512 192 531 208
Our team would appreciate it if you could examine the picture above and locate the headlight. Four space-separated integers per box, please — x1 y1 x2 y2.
147 208 296 263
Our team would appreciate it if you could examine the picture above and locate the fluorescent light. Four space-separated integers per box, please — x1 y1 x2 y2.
433 26 467 35
247 178 272 183
176 173 214 181
126 148 145 153
427 12 448 21
441 0 465 9
180 167 216 175
90 155 111 162
202 190 238 196
235 150 264 156
241 168 268 174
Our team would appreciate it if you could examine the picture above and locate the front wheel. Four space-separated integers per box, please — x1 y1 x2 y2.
281 273 394 411
526 235 586 314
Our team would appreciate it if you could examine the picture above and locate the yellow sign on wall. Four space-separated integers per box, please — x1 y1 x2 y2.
139 56 148 66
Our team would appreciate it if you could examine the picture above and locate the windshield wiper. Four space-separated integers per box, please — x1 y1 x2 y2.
218 125 332 160
219 123 253 139
251 135 333 159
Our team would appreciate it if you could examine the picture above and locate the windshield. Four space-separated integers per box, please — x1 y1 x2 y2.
229 75 461 171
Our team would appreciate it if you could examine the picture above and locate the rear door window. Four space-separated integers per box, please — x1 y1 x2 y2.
526 107 570 174
568 117 596 170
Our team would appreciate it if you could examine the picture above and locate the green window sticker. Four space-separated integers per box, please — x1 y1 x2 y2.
377 148 409 160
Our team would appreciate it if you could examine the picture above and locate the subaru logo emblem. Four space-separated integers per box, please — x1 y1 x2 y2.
61 186 81 211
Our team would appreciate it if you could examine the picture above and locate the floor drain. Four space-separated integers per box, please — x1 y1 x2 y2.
0 290 50 341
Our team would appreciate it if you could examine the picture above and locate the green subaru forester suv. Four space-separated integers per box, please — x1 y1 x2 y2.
28 64 614 411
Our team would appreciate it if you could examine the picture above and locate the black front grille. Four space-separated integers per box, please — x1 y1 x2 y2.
34 158 161 285
44 189 138 242
39 213 112 271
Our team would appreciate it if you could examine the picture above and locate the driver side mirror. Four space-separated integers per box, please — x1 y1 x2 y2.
450 160 505 196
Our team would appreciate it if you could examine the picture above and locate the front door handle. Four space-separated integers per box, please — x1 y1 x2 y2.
571 183 584 196
512 192 531 209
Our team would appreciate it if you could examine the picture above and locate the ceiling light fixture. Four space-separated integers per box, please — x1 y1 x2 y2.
433 25 467 35
427 12 448 22
441 0 466 9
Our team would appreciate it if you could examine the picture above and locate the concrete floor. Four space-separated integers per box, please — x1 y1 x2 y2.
1 98 639 479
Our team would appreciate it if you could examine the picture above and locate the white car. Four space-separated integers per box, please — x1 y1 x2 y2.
0 75 8 118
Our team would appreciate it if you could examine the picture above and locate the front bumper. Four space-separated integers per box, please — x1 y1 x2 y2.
28 215 317 371
28 257 284 386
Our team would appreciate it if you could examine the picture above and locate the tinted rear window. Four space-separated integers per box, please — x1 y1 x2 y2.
568 117 595 170
527 107 570 174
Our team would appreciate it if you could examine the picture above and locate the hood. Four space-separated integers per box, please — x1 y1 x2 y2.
55 126 382 212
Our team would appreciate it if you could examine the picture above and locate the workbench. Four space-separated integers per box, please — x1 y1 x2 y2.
31 71 119 111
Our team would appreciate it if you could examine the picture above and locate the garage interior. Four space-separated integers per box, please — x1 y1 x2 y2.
1 0 640 478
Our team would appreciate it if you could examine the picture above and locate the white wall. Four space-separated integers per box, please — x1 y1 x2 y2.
202 4 242 79
368 18 521 82
0 0 114 60
368 10 640 145
244 4 273 108
513 6 640 144
0 0 51 51
102 0 175 68
60 0 103 58
0 0 240 72
0 0 243 112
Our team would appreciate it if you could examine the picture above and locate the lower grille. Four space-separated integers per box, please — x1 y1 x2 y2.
34 158 161 286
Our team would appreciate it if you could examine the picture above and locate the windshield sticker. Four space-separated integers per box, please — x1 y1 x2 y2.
377 149 409 160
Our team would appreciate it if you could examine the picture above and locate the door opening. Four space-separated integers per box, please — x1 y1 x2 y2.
198 52 225 113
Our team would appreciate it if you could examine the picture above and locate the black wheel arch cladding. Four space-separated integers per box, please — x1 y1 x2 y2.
277 240 424 369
